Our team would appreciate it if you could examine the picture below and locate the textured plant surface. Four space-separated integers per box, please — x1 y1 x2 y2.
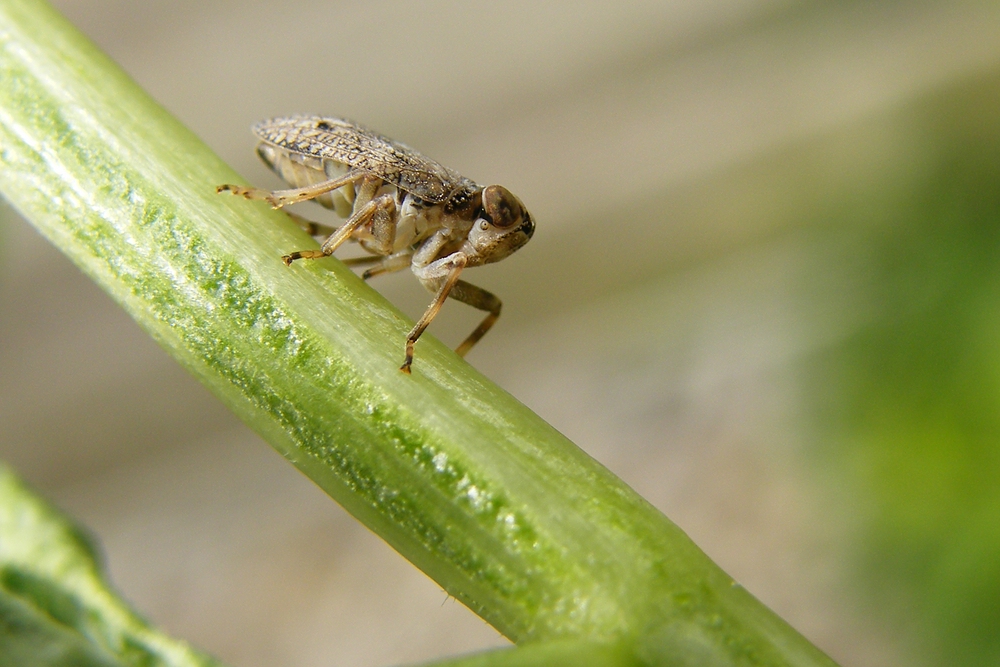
0 1 838 665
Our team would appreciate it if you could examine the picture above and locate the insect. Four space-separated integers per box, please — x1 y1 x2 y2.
218 116 534 373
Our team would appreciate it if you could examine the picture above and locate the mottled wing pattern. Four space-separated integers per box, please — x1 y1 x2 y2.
253 116 472 203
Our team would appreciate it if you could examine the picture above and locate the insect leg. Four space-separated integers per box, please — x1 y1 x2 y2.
401 255 468 374
340 251 412 278
216 170 364 209
282 210 339 237
360 250 414 280
282 193 396 265
350 176 397 256
351 175 380 209
340 255 383 268
448 281 502 357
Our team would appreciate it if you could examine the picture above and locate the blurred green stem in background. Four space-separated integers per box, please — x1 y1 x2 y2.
802 78 1000 667
0 0 838 666
0 464 225 667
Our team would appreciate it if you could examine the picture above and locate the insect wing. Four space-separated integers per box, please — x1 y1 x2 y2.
253 116 467 203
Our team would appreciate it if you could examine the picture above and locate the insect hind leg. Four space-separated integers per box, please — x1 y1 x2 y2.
216 170 364 209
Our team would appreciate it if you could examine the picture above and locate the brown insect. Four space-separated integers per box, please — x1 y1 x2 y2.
218 116 534 373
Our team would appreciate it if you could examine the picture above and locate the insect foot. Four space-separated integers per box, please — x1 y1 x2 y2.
281 250 328 265
217 183 267 201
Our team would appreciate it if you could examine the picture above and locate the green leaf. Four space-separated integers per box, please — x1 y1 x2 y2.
0 464 225 667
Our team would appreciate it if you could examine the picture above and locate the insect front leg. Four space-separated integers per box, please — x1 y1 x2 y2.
448 280 502 358
216 170 364 208
282 191 396 265
402 254 468 374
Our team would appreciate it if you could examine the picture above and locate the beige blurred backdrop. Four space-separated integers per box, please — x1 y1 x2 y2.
3 2 1000 666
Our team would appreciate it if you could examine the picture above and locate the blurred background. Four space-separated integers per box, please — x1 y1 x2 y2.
2 1 1000 665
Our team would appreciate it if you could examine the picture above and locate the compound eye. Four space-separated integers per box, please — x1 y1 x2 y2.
482 185 522 229
521 214 535 239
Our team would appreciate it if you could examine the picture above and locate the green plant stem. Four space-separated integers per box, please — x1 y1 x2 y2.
0 1 837 664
